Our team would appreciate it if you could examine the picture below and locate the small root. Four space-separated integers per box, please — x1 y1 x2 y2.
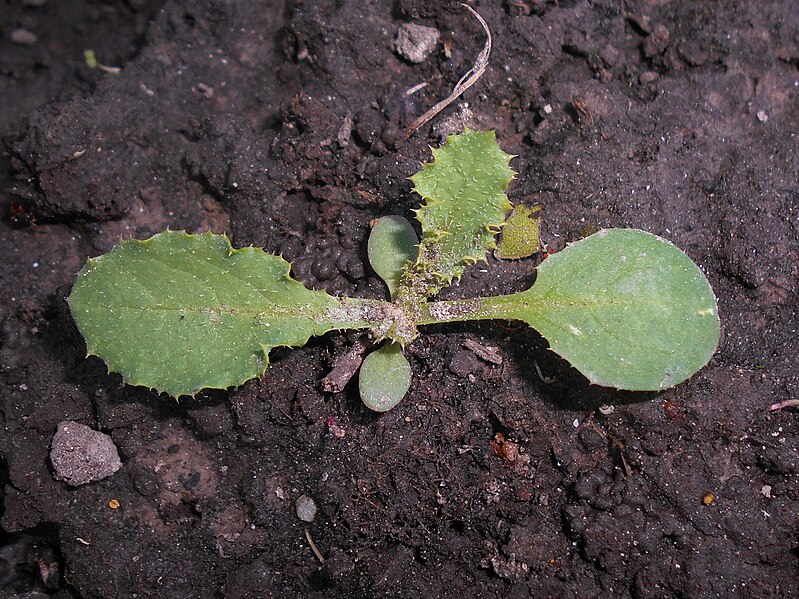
534 360 556 383
304 526 326 564
769 399 799 411
405 81 429 95
589 417 633 476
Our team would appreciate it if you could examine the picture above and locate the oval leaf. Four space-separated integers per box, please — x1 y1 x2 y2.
496 229 720 390
68 231 372 398
359 342 412 412
367 216 419 299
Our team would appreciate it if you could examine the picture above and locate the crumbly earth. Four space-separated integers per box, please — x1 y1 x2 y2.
1 1 797 597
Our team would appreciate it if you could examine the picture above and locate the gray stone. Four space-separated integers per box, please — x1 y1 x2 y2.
295 495 317 522
395 23 439 64
11 29 38 46
50 421 122 486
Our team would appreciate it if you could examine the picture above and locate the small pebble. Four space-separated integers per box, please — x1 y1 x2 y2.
296 495 318 522
432 104 475 140
449 350 480 377
196 83 214 98
395 23 440 63
50 421 122 486
11 28 38 45
756 110 768 122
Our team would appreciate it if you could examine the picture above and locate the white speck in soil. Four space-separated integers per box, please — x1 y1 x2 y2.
11 28 38 45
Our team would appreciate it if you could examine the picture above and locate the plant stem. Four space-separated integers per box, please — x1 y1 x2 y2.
418 292 529 326
332 293 535 344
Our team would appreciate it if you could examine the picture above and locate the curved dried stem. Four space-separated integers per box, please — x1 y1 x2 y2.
401 4 492 142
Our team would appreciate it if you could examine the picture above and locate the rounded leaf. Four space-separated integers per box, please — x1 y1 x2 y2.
498 229 720 390
359 342 412 412
367 216 418 299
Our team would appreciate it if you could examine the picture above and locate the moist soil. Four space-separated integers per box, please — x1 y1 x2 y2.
1 1 797 597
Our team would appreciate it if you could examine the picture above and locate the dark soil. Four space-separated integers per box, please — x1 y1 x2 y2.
1 1 797 597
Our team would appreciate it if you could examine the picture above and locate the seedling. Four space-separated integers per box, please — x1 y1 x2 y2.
68 130 720 411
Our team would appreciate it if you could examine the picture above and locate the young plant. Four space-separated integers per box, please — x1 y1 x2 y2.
68 130 720 411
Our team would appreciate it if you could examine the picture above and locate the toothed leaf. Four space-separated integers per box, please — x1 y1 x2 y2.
68 231 374 398
403 129 514 297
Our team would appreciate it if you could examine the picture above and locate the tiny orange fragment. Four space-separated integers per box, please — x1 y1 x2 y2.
702 494 715 505
108 499 120 509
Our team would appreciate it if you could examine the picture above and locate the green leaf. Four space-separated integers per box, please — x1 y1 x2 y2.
68 231 377 398
402 129 514 298
359 342 412 412
496 229 720 390
496 204 542 259
367 216 419 299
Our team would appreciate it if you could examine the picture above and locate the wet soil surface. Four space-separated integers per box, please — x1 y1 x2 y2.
1 1 797 597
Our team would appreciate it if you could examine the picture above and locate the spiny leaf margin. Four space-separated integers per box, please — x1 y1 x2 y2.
68 230 373 398
402 128 514 298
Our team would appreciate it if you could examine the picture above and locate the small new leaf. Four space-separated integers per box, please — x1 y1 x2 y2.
496 204 542 259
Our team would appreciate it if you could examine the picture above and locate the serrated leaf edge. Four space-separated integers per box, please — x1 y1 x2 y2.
406 128 516 289
69 230 367 398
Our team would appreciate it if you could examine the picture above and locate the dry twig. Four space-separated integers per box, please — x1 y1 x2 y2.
402 4 492 142
322 336 373 393
304 526 326 564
